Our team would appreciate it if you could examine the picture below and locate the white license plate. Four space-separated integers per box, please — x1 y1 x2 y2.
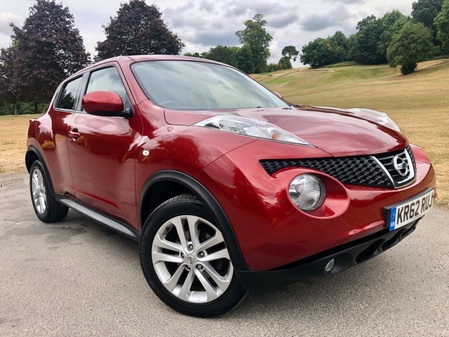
386 189 434 231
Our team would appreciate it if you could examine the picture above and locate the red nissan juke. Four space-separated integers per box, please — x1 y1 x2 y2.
26 55 436 317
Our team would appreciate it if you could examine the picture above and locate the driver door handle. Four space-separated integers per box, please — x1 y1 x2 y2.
68 128 81 140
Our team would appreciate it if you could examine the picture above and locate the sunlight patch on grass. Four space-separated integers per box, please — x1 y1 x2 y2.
0 114 38 174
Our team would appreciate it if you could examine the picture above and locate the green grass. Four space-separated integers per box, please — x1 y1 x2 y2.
263 77 296 86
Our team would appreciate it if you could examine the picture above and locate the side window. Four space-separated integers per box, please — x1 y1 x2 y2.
86 67 131 108
56 77 82 110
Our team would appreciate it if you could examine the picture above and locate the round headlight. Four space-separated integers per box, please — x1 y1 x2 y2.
289 174 326 211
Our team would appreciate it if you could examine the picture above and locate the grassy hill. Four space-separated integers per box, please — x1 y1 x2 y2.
254 59 449 112
255 59 449 208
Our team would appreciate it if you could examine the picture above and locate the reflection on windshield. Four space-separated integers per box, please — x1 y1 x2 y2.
132 61 289 110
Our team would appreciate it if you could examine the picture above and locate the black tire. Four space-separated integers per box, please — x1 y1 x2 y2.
140 194 247 317
29 161 69 223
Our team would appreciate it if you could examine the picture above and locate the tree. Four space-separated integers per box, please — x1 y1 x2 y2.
184 46 256 73
236 14 272 73
412 0 444 43
204 45 240 67
435 0 449 53
184 52 202 58
0 46 19 115
273 46 297 70
237 44 255 74
277 45 297 69
96 0 184 61
329 31 349 62
10 0 89 113
378 11 408 58
300 38 338 68
277 57 292 70
265 62 279 72
352 15 386 64
300 32 350 68
281 46 299 62
347 34 359 61
387 21 434 75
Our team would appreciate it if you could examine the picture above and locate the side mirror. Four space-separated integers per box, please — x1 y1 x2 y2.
82 91 131 117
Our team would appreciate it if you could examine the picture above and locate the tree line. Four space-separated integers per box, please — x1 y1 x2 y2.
185 14 299 74
0 0 281 116
301 0 449 75
1 0 449 116
0 0 183 115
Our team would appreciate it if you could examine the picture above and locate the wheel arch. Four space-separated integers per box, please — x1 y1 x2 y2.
25 145 58 198
25 145 42 173
139 170 250 272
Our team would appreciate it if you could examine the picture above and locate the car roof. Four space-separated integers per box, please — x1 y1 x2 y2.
70 55 225 79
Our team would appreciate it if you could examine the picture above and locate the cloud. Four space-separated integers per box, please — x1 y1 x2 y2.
0 12 22 38
192 31 240 47
164 1 244 47
199 0 215 13
323 0 365 3
301 6 355 33
301 15 337 32
165 0 301 52
223 1 299 24
268 12 300 29
0 0 419 64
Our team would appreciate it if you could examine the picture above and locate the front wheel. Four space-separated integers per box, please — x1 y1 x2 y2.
29 161 68 223
140 194 246 317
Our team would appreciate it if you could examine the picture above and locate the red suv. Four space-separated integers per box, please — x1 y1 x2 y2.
26 55 436 317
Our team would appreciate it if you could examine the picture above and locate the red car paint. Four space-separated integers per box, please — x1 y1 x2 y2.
27 55 436 274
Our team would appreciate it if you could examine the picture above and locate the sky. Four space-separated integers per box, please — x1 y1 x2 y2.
0 0 417 65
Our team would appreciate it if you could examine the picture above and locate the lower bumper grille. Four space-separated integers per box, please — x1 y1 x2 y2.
237 219 419 292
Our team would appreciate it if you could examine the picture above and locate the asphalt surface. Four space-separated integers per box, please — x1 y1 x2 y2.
1 172 448 337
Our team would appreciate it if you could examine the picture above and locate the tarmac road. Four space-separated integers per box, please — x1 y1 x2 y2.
1 172 448 337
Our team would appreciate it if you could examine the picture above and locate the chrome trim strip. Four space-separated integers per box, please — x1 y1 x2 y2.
371 155 395 187
395 149 415 185
59 198 139 241
372 148 416 189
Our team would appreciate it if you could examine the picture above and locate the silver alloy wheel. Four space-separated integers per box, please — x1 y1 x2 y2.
31 168 47 215
152 215 233 303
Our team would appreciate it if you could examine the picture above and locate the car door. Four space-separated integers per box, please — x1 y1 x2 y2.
45 76 83 196
67 65 142 227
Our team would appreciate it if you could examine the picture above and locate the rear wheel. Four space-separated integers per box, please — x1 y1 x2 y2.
140 194 246 317
29 161 68 223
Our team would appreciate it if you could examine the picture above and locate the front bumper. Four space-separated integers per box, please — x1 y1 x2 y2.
237 219 419 292
198 142 436 271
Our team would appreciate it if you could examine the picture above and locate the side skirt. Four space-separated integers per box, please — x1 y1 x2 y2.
59 197 140 242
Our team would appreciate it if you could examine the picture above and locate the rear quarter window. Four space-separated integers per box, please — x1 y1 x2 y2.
55 77 82 110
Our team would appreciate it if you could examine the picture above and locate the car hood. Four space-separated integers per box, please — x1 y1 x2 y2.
164 105 407 157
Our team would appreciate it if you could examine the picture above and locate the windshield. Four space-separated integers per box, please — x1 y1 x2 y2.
132 60 290 110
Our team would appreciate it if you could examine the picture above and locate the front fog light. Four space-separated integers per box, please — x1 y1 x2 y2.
289 174 326 211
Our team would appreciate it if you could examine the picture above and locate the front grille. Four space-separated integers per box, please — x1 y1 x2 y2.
375 146 416 188
260 146 416 189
